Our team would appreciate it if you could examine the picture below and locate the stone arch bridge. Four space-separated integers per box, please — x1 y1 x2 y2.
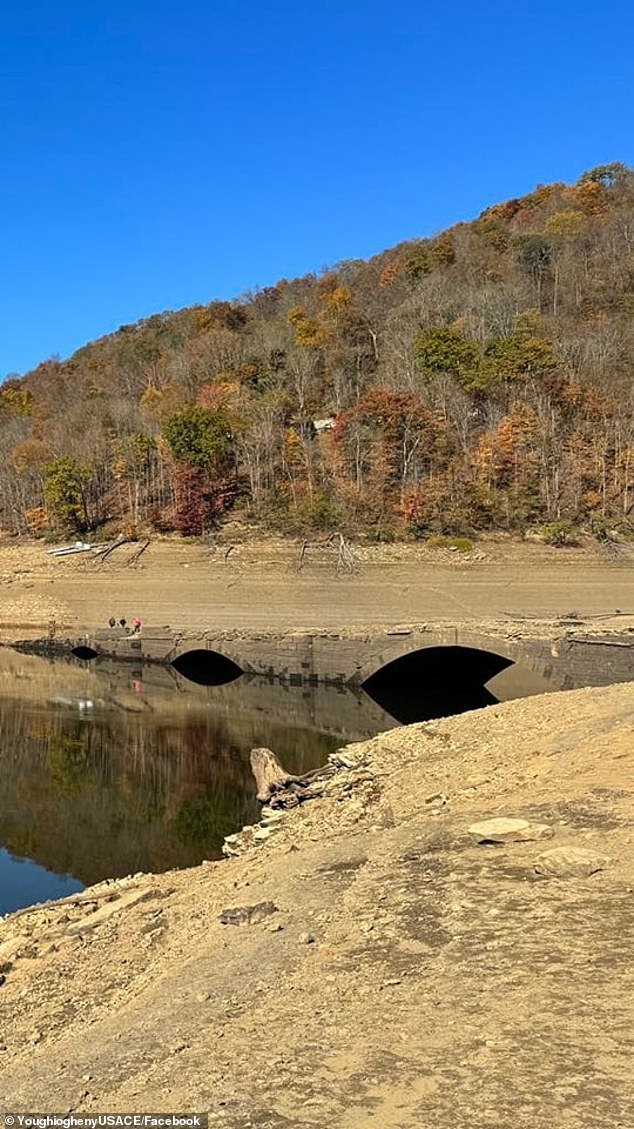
77 623 633 691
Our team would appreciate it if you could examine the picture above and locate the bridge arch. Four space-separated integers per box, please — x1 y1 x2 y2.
71 645 99 660
170 648 243 686
354 628 522 686
359 640 517 723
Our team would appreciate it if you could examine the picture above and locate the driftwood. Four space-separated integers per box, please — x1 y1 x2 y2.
126 539 150 567
89 536 151 568
249 746 336 808
250 747 296 803
90 536 134 564
296 532 356 575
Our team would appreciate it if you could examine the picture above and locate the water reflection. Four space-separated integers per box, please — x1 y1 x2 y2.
0 653 360 914
0 847 82 917
170 649 243 686
0 648 555 916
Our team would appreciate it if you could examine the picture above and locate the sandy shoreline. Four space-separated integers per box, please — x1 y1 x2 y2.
0 536 633 640
0 536 633 1123
0 680 632 1125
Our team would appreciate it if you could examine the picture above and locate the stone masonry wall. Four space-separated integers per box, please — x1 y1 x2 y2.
85 625 634 691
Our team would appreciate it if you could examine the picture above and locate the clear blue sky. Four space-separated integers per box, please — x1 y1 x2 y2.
1 0 632 377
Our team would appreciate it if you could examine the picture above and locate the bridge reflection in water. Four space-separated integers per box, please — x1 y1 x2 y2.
166 644 554 725
171 648 243 686
0 646 556 914
0 651 346 912
361 644 553 723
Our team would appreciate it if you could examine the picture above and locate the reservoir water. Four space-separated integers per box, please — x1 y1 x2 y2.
0 647 554 916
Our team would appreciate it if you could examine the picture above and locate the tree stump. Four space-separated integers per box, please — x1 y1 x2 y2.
250 747 296 803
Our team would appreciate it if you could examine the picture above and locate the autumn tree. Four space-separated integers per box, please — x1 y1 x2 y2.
162 406 235 535
335 388 448 525
516 234 552 308
484 332 560 385
0 167 633 540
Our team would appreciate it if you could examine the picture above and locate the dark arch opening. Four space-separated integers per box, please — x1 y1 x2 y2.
72 646 99 660
361 645 513 723
171 649 243 687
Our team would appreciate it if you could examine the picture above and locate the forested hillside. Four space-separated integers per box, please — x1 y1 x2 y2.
2 162 633 542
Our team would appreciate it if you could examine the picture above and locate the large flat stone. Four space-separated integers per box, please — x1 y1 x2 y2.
65 886 161 935
534 846 609 878
467 818 553 844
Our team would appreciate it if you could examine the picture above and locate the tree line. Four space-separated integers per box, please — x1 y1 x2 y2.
1 161 633 543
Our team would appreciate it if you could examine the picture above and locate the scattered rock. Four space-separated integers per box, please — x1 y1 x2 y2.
219 902 278 926
464 775 491 789
534 846 609 878
259 809 285 825
0 937 28 963
146 926 166 942
139 912 166 936
65 886 162 936
329 750 366 770
221 832 244 857
253 827 275 842
298 932 316 945
467 818 554 844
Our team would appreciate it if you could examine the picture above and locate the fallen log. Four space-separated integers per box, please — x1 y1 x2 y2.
90 536 130 564
126 538 150 567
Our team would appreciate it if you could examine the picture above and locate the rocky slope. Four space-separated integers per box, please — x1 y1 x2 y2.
1 682 633 1128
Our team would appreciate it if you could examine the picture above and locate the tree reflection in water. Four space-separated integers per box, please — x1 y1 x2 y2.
0 648 554 913
0 657 343 904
